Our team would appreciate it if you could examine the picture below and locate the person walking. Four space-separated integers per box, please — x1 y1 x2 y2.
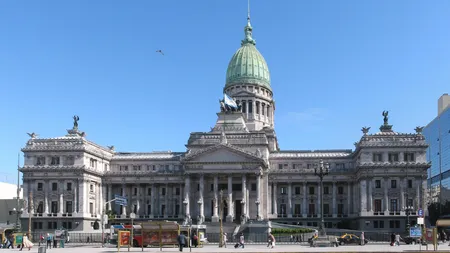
177 233 186 252
395 233 402 246
239 233 245 248
390 233 395 246
360 232 365 246
222 232 227 248
19 233 34 251
267 233 275 248
46 233 52 249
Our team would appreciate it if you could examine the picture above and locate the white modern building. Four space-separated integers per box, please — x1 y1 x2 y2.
19 16 429 233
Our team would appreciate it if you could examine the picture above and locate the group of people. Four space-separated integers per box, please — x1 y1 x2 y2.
1 233 33 251
176 232 200 252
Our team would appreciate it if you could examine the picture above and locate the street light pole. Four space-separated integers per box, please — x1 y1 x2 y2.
16 153 21 232
102 198 117 248
314 160 329 237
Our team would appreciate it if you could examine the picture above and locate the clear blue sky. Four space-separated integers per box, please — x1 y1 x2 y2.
1 0 449 183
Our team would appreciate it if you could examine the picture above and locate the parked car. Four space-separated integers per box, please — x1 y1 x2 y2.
337 234 368 245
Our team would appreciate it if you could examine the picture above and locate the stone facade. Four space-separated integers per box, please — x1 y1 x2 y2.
18 17 430 234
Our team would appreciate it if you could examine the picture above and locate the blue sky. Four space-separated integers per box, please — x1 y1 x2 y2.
1 0 449 183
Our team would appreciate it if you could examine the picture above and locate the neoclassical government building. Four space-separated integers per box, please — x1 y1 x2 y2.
20 17 429 233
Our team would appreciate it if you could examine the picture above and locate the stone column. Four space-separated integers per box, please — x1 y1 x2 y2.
151 184 156 218
332 181 337 217
256 173 261 220
45 180 49 214
368 180 373 212
360 180 367 213
242 174 247 219
287 183 292 218
347 182 351 216
302 183 307 217
107 184 113 211
73 181 78 214
164 183 169 217
227 175 233 222
184 176 191 219
400 178 405 210
384 178 389 212
273 182 278 215
199 175 204 222
59 191 64 214
252 100 256 119
416 179 420 209
121 184 127 216
212 175 219 222
179 184 183 218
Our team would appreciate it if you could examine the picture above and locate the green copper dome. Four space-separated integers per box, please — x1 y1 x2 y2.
225 18 271 90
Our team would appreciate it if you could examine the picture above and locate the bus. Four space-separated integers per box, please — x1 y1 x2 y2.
110 225 146 247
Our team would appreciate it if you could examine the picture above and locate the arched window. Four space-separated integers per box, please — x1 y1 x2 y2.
261 103 265 116
256 101 260 114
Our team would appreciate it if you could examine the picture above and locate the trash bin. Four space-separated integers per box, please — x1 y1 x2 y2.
38 246 46 253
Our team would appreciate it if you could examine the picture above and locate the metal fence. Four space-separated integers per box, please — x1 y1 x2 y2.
28 232 104 245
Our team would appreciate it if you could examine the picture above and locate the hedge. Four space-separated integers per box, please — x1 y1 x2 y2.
271 228 314 234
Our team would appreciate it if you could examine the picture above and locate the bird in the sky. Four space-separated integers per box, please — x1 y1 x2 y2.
156 50 164 55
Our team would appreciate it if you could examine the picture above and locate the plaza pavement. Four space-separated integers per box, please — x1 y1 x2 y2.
24 244 450 253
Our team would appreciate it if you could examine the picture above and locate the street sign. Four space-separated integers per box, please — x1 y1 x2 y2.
114 194 128 206
418 208 424 217
417 217 424 225
410 227 422 237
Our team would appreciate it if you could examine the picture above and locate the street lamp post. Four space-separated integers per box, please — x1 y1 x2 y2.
102 198 117 248
11 208 24 231
404 205 414 234
314 160 329 237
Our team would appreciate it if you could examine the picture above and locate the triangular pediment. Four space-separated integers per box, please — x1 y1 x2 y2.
233 90 254 97
183 144 264 164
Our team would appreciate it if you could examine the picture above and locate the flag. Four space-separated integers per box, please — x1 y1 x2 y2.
224 94 237 108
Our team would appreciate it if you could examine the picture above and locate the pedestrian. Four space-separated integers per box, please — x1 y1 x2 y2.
222 232 227 248
19 233 34 251
177 233 186 252
267 233 275 248
239 233 245 248
360 232 365 246
390 233 395 246
46 233 52 249
395 233 401 246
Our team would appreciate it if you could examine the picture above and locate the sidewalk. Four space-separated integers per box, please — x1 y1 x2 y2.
27 244 450 253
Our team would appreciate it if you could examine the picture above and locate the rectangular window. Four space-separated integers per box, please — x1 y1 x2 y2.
404 152 415 162
210 184 214 192
52 183 58 191
391 180 397 188
51 201 58 213
147 188 152 195
162 188 166 196
89 203 94 214
295 187 301 195
280 204 286 215
337 204 344 214
374 199 382 212
380 220 384 228
51 157 60 165
374 221 379 228
37 183 43 191
390 199 398 212
232 184 242 191
175 188 180 195
251 184 256 191
278 164 283 170
256 101 260 114
323 204 330 214
338 186 344 194
66 201 73 213
308 204 315 215
294 204 301 215
161 205 166 216
280 187 287 195
309 187 315 195
36 157 45 165
66 182 72 191
324 186 329 195
373 153 383 162
408 180 413 188
307 164 313 169
147 205 152 215
248 101 252 113
175 205 180 216
134 188 138 196
37 201 43 213
261 103 265 115
133 165 141 171
90 184 94 192
336 163 345 169
89 158 97 168
407 199 414 207
388 153 399 162
375 180 381 188
120 165 128 171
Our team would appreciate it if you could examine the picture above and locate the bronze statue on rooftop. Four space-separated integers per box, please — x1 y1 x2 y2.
382 111 389 125
73 115 80 129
